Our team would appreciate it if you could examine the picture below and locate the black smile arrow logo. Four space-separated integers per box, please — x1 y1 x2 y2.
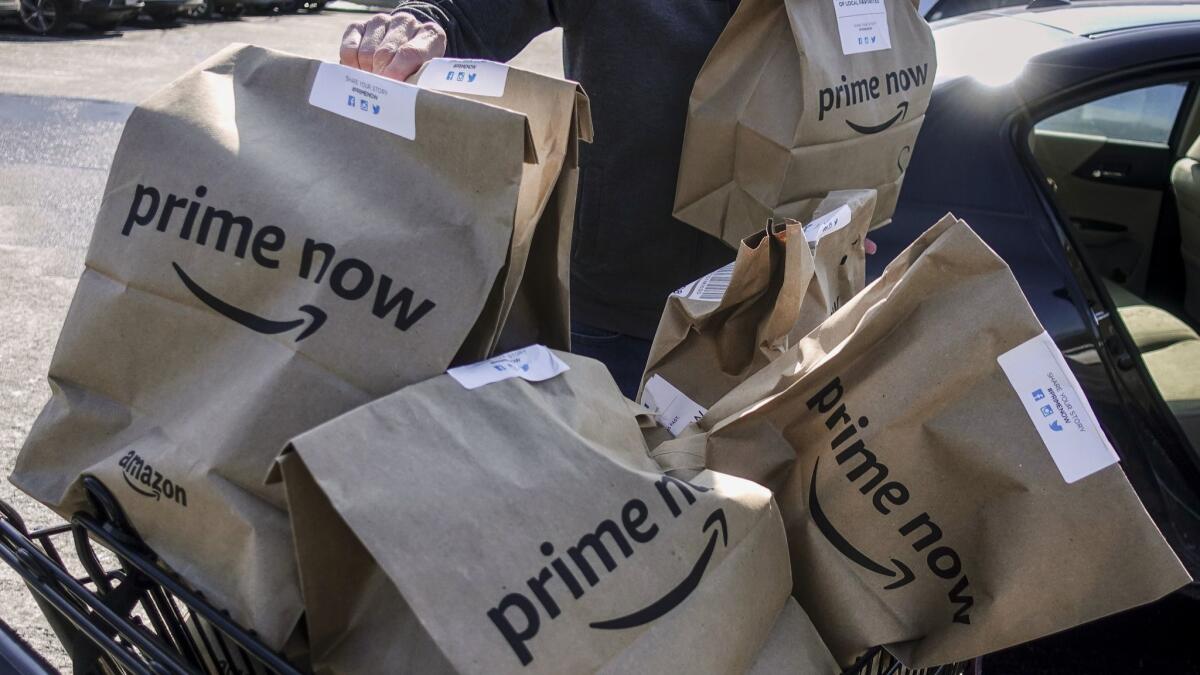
846 101 909 135
809 458 914 590
589 508 728 630
123 472 160 501
173 263 326 341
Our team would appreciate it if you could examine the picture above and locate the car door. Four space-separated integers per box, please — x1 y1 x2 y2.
1029 82 1191 296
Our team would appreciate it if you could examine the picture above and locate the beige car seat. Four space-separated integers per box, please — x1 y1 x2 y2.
1142 340 1200 447
1106 280 1200 448
1171 135 1200 323
1107 281 1197 349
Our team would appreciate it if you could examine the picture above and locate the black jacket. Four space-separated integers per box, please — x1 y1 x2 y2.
395 0 738 339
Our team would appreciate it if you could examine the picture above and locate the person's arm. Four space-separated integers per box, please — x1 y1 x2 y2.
340 1 595 81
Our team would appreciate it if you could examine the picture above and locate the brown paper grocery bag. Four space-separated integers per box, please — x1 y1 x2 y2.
749 598 839 674
639 220 807 427
675 0 935 246
791 188 878 334
654 215 1191 666
10 44 539 647
639 190 875 432
275 348 796 674
412 59 593 356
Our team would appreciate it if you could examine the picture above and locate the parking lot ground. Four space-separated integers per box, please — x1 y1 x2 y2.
0 5 562 104
0 11 560 669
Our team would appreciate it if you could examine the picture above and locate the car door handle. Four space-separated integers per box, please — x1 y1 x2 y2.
1088 163 1130 180
1075 218 1127 233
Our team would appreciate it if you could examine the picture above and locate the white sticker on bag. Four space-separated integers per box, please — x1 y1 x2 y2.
672 262 735 303
448 345 569 390
641 375 708 437
309 62 418 140
417 58 509 98
997 332 1119 483
804 204 854 244
832 0 892 55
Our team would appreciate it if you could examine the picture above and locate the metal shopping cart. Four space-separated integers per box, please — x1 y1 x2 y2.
0 477 978 675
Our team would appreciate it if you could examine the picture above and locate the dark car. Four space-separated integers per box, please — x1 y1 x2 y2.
140 0 201 22
186 0 243 19
922 0 1047 21
876 2 1200 659
0 0 141 33
238 0 319 14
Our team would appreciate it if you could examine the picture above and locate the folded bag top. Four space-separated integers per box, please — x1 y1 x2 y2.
410 59 593 358
639 188 877 424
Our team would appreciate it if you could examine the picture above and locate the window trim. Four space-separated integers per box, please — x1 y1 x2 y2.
1034 81 1191 146
1168 80 1200 155
1032 79 1190 145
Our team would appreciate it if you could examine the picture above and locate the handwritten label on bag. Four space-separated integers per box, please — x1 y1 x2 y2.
417 58 510 97
832 0 892 55
672 262 734 303
804 204 854 244
642 375 708 437
997 332 1119 483
309 62 418 140
448 345 569 390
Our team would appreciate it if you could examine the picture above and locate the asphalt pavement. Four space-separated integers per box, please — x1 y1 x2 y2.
0 9 561 669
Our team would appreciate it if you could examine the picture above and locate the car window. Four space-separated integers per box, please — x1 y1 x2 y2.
1036 83 1188 144
926 0 1023 22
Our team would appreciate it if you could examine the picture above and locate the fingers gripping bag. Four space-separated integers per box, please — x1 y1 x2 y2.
652 215 1191 666
413 59 593 355
10 45 544 647
640 190 875 436
674 0 935 246
272 348 826 674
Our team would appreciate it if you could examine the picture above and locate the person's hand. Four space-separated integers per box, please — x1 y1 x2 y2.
340 12 447 81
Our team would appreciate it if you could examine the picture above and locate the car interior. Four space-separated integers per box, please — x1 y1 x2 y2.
1028 78 1200 448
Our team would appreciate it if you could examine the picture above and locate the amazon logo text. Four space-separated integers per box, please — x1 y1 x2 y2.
806 376 974 625
118 450 187 507
487 475 725 666
120 184 436 341
817 62 930 131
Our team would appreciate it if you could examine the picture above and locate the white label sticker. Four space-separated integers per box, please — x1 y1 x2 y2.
417 59 510 98
641 375 708 437
309 62 418 140
997 332 1119 483
804 204 854 244
672 262 735 303
832 0 892 55
448 345 569 390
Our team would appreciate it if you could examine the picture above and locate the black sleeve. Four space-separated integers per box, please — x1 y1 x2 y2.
392 0 597 62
